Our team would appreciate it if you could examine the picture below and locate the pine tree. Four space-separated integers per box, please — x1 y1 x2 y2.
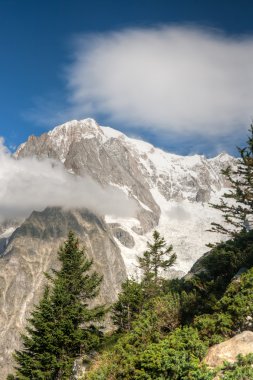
137 230 176 291
112 278 144 332
210 125 253 237
14 231 105 380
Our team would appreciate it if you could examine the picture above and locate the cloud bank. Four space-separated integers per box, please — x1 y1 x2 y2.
66 26 253 137
0 139 136 222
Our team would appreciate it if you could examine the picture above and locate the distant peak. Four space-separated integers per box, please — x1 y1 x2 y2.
214 151 231 160
52 118 99 132
80 118 99 126
217 151 228 157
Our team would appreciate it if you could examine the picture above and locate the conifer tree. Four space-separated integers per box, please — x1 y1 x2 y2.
112 232 176 332
137 230 176 290
210 125 253 237
112 278 144 332
14 231 105 380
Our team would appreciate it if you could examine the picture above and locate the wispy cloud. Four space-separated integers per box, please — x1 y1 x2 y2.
0 139 136 221
66 26 253 136
25 26 253 153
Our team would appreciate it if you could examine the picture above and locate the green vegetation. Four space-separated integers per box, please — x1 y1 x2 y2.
137 230 176 291
219 354 253 379
210 124 253 237
12 232 105 379
111 278 144 332
112 230 177 333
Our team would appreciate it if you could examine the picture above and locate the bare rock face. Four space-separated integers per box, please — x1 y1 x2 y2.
0 207 126 378
204 331 253 368
110 224 135 248
15 119 161 234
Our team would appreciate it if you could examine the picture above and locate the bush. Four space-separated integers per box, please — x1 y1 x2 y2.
215 266 253 333
220 354 253 379
193 313 233 345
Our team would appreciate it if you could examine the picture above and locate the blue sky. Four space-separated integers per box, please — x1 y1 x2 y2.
1 0 253 156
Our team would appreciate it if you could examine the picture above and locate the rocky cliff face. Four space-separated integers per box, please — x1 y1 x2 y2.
15 119 160 234
0 207 126 378
0 118 236 377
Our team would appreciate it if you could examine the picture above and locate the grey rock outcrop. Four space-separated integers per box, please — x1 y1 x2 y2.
0 238 7 255
0 207 126 378
204 331 253 368
110 224 135 248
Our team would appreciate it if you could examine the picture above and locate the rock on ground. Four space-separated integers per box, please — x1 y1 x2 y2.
204 331 253 368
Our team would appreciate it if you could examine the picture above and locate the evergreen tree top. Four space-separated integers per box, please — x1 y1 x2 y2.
210 124 253 238
138 230 176 284
13 231 105 380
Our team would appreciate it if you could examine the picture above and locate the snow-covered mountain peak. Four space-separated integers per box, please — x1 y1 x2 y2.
208 151 234 163
47 118 106 161
101 125 126 140
49 118 103 140
15 118 235 202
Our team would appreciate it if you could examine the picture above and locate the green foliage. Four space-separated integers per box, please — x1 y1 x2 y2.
112 232 177 332
176 230 253 324
134 327 212 380
215 266 253 333
14 231 105 380
86 295 187 380
210 124 253 237
85 261 253 379
193 312 233 345
203 231 253 282
137 230 176 293
192 265 253 345
220 354 253 379
149 293 181 334
85 326 213 380
111 278 144 332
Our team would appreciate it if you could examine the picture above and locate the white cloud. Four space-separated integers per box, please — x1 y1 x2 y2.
66 26 253 136
0 139 136 221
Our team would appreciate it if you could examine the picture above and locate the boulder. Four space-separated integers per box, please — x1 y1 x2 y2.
204 331 253 368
